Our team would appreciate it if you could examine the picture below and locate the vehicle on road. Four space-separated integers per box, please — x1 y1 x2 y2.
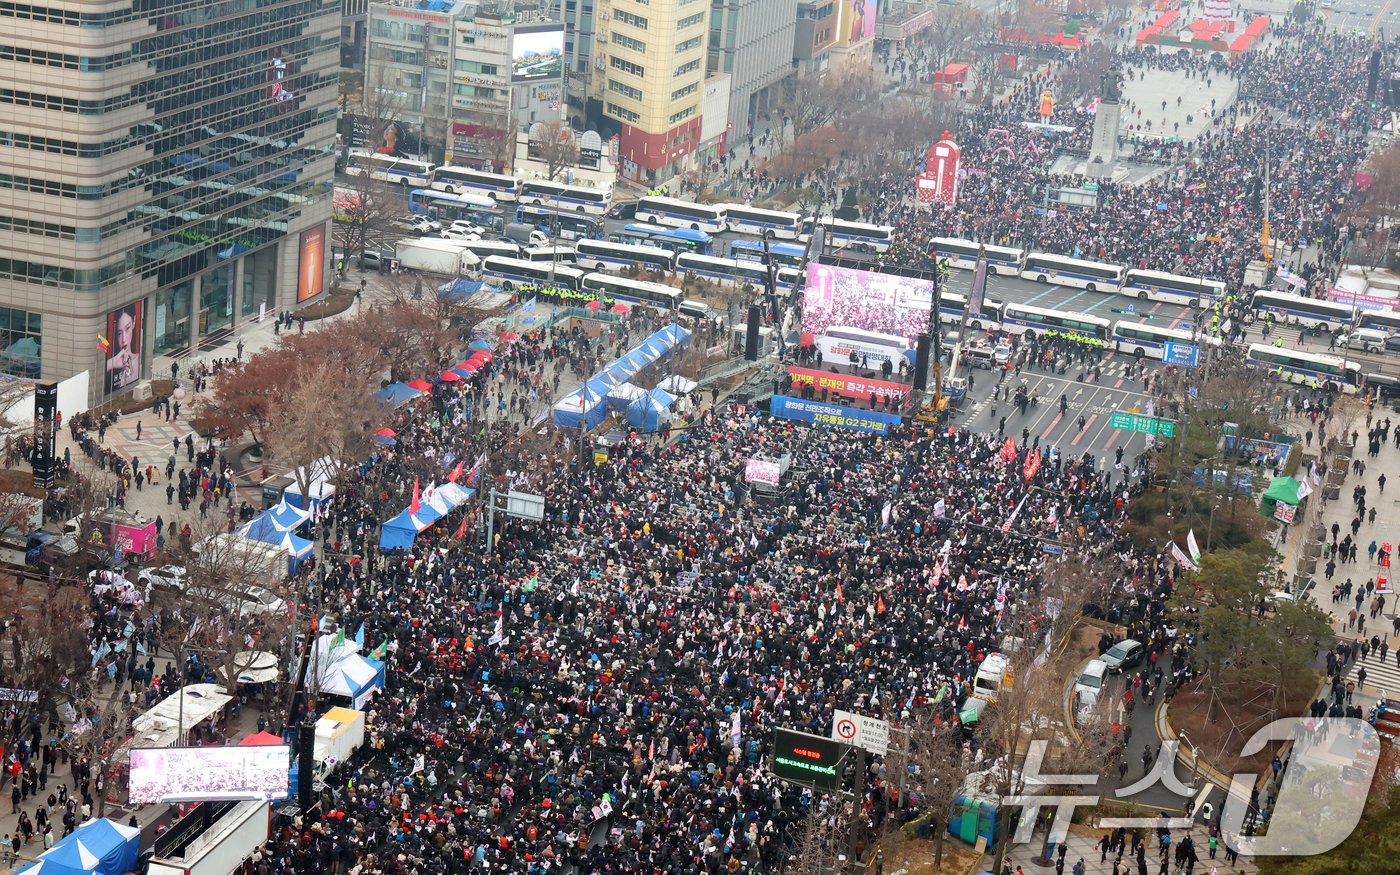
1098 639 1144 674
1073 658 1108 699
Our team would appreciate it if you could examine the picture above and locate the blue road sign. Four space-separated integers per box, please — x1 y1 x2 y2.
1162 341 1200 368
1124 303 1136 314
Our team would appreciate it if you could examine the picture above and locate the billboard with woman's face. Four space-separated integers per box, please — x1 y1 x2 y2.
838 0 878 45
104 302 142 395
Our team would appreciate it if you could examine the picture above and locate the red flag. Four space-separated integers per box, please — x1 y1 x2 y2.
876 596 887 615
835 582 844 604
447 461 464 483
410 478 422 515
455 514 468 539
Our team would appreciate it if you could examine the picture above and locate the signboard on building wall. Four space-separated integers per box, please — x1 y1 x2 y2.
297 226 326 303
103 302 143 396
511 24 564 82
836 0 878 46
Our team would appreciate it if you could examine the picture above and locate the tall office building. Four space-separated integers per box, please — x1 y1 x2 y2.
0 0 339 402
364 1 564 169
594 0 710 183
708 0 796 131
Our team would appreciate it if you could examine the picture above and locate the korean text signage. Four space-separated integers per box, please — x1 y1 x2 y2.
786 366 911 404
770 395 902 435
1109 413 1175 437
1161 342 1200 368
831 709 889 756
772 728 844 790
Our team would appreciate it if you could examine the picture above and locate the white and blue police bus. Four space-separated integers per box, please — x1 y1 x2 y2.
1019 252 1125 292
1112 320 1209 360
1245 344 1361 393
930 238 1026 275
800 217 893 254
345 149 436 187
727 239 807 269
998 303 1112 343
1250 290 1355 331
635 196 728 234
573 239 676 273
517 180 611 216
676 252 770 288
1356 309 1400 337
1121 269 1224 309
721 203 801 239
480 255 584 291
580 273 684 311
431 166 520 201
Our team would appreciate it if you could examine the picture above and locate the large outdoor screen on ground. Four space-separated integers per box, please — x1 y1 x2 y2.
129 745 290 803
802 263 934 339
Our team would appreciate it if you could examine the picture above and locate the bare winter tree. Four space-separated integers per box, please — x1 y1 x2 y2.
333 171 410 266
530 120 580 182
925 7 985 75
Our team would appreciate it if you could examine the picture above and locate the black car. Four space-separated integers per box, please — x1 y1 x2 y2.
1099 639 1145 673
606 201 637 220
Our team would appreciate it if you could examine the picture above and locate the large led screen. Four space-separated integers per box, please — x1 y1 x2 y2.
801 263 934 340
511 26 564 82
129 745 290 803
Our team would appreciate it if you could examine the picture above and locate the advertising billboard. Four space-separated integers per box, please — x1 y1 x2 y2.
802 263 934 340
103 303 142 396
129 746 290 804
511 24 564 82
297 226 326 303
786 366 911 404
838 0 878 45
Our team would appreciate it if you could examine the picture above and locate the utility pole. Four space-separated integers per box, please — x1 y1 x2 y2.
930 259 947 415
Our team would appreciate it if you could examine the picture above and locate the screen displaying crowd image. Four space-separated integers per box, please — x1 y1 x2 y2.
128 745 291 804
801 263 934 338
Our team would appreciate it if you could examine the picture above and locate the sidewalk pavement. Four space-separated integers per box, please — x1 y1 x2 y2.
1006 822 1256 875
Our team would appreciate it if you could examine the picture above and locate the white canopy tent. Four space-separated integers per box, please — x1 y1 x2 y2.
124 684 232 752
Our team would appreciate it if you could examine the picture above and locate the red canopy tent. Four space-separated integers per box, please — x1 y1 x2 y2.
406 378 433 392
239 731 284 746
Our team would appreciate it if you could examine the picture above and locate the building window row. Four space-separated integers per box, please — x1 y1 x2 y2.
606 101 640 124
607 78 643 101
611 32 646 53
0 256 128 293
669 105 695 124
674 58 700 76
0 307 41 379
0 44 128 71
0 88 109 115
1 0 310 30
0 214 78 241
613 9 647 29
671 82 697 101
677 11 704 29
675 36 703 53
609 56 644 77
0 129 131 157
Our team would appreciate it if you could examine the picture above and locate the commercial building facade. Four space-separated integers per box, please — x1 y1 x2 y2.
594 0 710 182
0 0 339 400
708 0 796 131
365 1 565 168
792 0 838 78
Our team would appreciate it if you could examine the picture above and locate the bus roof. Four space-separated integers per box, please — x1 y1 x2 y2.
624 224 711 242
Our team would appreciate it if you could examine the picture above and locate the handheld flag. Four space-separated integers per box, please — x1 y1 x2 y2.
96 334 110 354
455 514 469 539
369 639 388 659
876 596 887 615
354 624 365 647
1187 529 1202 563
447 460 465 483
410 478 422 515
332 627 346 650
468 453 485 485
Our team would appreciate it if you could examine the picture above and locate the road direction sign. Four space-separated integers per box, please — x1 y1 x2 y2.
1124 303 1136 314
1162 342 1200 368
1110 413 1176 437
831 708 890 756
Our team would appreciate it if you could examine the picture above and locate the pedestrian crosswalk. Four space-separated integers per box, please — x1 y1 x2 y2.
1345 648 1400 700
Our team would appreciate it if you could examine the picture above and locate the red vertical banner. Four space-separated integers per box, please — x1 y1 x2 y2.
912 134 961 206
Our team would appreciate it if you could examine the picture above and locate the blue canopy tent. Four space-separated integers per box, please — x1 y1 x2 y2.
468 339 493 351
18 819 140 875
552 324 691 429
378 482 474 551
241 501 311 540
375 382 421 407
439 278 486 300
626 388 676 432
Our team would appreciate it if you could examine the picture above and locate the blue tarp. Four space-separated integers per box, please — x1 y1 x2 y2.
439 278 486 300
18 819 140 875
553 324 692 428
375 382 421 407
626 387 677 431
468 339 493 351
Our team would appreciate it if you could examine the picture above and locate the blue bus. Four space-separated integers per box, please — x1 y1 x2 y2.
409 189 500 224
515 205 602 240
727 239 806 269
614 224 712 255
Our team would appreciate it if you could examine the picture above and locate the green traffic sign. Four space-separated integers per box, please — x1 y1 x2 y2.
1110 412 1176 437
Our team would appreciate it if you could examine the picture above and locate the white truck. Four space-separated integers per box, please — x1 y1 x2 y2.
396 238 481 275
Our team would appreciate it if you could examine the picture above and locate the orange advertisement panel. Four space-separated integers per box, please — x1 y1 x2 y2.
297 226 326 303
787 366 910 404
